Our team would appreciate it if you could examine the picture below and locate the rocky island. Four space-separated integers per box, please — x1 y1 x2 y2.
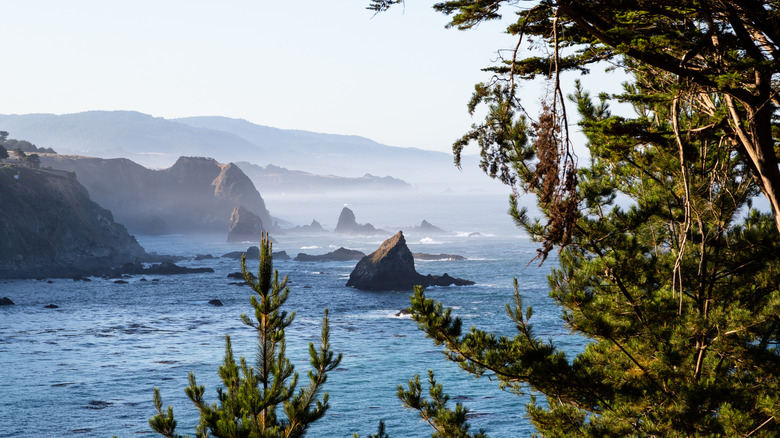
346 231 474 291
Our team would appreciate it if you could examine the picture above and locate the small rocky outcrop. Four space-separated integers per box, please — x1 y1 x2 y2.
208 299 223 306
413 253 466 261
346 231 474 291
406 220 447 234
106 262 214 278
227 205 265 242
222 247 290 261
286 220 326 233
0 297 14 306
294 247 366 262
334 207 387 235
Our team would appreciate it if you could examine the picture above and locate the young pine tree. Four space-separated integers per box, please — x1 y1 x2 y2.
150 233 342 438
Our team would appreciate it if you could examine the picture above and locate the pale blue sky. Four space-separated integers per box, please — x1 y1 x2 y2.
1 1 626 155
0 0 528 153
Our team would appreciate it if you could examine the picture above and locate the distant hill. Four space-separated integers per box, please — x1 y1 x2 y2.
235 162 411 194
0 111 502 191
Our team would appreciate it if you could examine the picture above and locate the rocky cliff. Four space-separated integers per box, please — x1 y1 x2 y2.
0 164 148 279
39 155 272 234
346 231 474 291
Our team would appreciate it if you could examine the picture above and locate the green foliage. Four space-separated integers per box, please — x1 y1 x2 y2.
398 370 488 438
379 0 780 235
401 70 780 436
365 2 780 435
149 233 342 438
0 144 7 160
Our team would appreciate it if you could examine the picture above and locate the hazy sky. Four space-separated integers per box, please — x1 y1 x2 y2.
0 0 542 154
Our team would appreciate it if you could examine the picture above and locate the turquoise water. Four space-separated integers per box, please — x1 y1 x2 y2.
0 194 583 437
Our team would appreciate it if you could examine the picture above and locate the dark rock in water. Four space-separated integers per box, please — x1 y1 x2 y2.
227 272 244 280
73 276 92 282
227 205 265 243
334 207 387 235
194 254 216 261
114 280 129 284
272 251 291 261
222 247 290 261
294 247 366 262
396 308 412 317
413 253 466 261
346 231 474 291
0 297 14 306
208 299 223 306
44 304 59 309
108 261 214 277
286 219 327 233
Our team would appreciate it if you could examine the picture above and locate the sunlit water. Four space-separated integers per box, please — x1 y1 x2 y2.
0 193 584 437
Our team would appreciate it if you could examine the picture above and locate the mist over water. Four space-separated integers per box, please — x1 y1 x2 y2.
0 189 573 437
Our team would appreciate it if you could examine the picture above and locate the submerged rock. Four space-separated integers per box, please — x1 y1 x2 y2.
208 299 223 306
346 231 474 291
0 297 14 306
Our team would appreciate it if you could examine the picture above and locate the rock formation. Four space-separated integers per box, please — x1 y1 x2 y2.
222 246 290 261
334 206 387 235
294 247 366 262
406 219 448 234
346 231 474 291
0 164 148 279
285 219 326 233
227 205 265 242
39 155 272 234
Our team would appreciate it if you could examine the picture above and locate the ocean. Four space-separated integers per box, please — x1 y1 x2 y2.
0 191 583 437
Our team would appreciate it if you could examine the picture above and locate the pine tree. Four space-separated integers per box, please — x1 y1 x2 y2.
150 233 342 438
400 69 780 436
369 0 780 234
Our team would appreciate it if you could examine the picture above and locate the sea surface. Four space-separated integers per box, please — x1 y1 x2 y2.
0 191 585 437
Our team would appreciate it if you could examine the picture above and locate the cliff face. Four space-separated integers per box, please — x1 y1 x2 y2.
39 155 272 234
0 164 148 278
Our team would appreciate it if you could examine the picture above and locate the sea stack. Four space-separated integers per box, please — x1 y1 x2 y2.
334 206 386 235
346 231 474 291
227 205 265 242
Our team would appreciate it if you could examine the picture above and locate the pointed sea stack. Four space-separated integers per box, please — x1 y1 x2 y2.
346 231 474 291
334 206 386 235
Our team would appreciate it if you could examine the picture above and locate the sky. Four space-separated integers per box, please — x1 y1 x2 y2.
0 1 627 156
0 0 528 154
